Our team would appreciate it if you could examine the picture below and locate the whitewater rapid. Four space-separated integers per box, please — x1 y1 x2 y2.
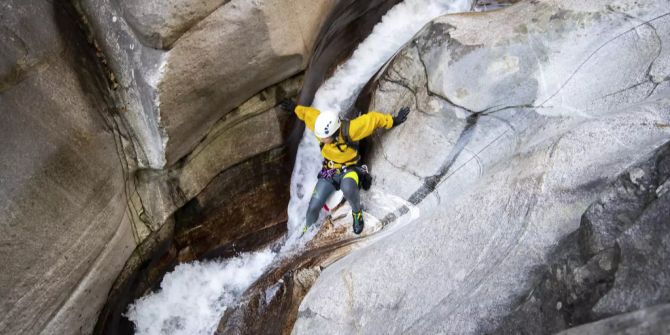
126 1 471 334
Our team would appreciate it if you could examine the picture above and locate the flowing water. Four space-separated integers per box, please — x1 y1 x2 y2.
126 1 471 334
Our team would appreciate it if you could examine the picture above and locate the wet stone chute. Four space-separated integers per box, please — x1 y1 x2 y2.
286 0 472 242
125 1 472 334
293 0 670 333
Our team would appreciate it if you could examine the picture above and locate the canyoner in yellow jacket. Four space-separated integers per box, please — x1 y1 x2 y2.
280 99 411 235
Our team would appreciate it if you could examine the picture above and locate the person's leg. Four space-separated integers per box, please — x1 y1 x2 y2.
340 171 364 234
340 171 361 212
305 178 336 228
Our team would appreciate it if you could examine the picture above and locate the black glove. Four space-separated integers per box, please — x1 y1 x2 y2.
392 107 410 127
280 99 297 113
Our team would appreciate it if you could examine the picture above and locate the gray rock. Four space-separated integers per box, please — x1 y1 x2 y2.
175 75 302 202
579 150 665 258
293 0 670 334
483 141 670 334
556 304 670 335
593 186 670 316
115 0 230 49
135 75 303 227
79 0 336 168
0 2 136 334
0 1 61 91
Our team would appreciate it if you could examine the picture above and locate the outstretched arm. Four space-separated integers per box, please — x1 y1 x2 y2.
348 107 411 141
280 100 320 132
294 106 320 132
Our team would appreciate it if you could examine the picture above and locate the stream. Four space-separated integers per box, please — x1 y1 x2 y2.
125 1 472 334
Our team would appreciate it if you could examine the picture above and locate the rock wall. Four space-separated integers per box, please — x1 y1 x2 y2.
0 0 338 334
294 0 670 333
92 0 408 333
76 0 336 168
0 2 135 334
490 141 670 333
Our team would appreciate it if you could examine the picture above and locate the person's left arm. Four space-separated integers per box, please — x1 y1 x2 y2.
348 107 410 141
348 112 394 141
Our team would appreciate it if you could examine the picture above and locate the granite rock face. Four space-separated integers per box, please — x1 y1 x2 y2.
114 0 230 49
556 304 670 335
0 2 136 334
590 146 670 316
293 0 670 334
78 0 335 168
0 0 336 334
488 141 670 334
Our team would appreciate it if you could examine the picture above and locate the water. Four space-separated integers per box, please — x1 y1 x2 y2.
286 0 472 244
126 1 471 334
125 250 275 335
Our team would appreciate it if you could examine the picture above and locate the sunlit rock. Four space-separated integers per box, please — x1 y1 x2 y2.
294 0 670 333
0 2 135 334
79 0 336 167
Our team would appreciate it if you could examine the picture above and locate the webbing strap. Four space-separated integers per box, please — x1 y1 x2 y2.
340 120 359 151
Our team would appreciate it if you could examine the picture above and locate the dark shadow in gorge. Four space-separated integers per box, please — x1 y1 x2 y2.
94 147 292 335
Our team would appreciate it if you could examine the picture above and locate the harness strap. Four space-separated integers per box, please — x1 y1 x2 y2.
318 119 361 168
340 120 359 151
323 156 359 169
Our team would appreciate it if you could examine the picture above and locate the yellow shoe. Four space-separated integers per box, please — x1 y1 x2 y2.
299 224 308 237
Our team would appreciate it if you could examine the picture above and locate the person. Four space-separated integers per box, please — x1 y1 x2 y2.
281 99 410 235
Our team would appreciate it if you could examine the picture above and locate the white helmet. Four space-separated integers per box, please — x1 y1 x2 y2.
314 112 340 138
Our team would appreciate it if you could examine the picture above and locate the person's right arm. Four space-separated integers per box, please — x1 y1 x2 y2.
294 105 320 132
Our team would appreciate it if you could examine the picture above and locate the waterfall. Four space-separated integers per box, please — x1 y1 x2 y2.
126 1 471 334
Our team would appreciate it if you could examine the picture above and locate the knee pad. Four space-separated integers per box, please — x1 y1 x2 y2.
343 171 359 186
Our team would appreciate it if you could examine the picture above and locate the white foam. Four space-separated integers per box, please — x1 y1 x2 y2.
313 0 471 113
128 1 471 332
125 249 275 335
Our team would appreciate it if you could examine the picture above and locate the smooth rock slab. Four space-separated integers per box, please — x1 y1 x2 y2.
115 0 230 49
293 0 670 334
0 2 135 334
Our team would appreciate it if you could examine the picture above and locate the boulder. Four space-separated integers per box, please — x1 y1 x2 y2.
293 0 670 333
592 181 670 316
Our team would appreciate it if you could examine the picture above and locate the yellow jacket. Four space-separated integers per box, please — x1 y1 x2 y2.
295 105 394 167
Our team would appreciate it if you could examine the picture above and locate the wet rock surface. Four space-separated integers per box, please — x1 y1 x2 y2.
215 196 411 335
94 1 407 333
3 0 669 334
0 0 344 334
294 0 670 334
93 81 297 335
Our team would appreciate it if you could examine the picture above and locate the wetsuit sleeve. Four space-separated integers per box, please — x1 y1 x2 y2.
294 105 321 132
348 111 394 141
